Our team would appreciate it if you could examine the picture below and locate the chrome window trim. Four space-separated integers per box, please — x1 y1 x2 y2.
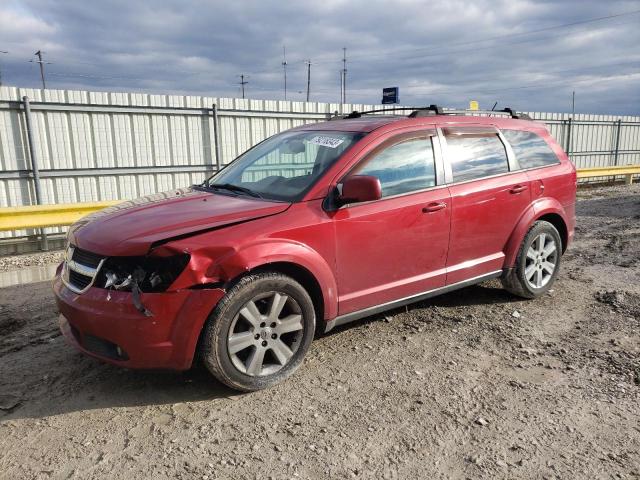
516 162 562 174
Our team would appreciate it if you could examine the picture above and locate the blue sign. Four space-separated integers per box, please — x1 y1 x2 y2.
382 87 399 104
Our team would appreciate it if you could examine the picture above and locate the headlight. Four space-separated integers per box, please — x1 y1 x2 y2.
95 254 190 293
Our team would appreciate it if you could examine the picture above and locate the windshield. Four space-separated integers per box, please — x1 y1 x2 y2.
203 130 364 201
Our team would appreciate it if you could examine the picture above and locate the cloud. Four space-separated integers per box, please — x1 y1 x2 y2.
0 0 638 114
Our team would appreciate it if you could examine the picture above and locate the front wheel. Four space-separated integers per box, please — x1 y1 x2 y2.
201 272 316 391
502 220 562 299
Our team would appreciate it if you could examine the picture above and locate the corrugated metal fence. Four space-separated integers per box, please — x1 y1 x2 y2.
1 86 639 253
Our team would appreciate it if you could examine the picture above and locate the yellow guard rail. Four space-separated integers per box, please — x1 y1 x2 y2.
0 201 119 232
0 165 638 233
576 164 639 184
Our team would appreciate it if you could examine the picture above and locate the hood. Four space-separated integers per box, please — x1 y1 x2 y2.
68 187 290 256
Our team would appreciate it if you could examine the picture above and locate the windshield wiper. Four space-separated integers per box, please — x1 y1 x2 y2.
206 183 263 199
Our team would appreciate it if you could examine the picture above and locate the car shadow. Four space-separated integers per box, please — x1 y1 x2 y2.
1 280 519 421
325 280 524 335
0 342 239 421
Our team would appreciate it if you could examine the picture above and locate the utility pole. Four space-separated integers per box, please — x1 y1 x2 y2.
238 74 248 99
341 47 347 104
0 50 7 87
305 60 311 102
571 90 575 117
282 46 288 100
34 50 46 89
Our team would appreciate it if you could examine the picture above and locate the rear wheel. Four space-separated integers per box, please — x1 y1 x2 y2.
502 220 562 299
201 272 315 391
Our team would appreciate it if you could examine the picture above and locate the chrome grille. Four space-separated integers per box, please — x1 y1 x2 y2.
72 247 103 268
62 245 106 294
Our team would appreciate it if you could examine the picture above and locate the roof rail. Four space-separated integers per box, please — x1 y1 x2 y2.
329 105 530 121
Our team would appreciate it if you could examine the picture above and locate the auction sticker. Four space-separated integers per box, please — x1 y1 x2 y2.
309 136 345 148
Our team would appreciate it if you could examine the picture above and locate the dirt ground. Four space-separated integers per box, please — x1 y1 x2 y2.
1 183 639 480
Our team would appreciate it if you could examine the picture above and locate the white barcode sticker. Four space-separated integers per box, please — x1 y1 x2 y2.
309 136 345 148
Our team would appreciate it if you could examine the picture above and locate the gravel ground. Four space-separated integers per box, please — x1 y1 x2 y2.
0 250 64 272
0 183 639 479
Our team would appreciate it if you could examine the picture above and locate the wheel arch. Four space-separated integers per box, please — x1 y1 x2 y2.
504 199 569 268
248 261 325 328
212 241 337 322
535 212 568 253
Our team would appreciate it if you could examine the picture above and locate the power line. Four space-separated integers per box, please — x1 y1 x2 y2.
310 9 640 64
22 11 638 92
405 72 640 99
305 60 640 95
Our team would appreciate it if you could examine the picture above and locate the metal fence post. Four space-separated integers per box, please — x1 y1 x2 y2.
613 119 622 166
566 117 573 157
22 95 48 250
212 103 222 172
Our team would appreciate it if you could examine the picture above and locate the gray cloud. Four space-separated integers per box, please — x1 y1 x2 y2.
0 0 638 114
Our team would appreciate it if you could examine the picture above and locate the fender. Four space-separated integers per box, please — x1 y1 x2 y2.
213 239 338 320
503 197 569 268
155 238 337 369
160 238 338 320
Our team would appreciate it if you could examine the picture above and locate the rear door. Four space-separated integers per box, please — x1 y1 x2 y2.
333 128 451 315
440 125 531 284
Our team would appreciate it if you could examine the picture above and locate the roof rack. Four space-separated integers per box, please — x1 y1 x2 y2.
329 105 530 121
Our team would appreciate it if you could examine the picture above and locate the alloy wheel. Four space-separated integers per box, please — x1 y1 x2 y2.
227 291 304 377
524 233 558 289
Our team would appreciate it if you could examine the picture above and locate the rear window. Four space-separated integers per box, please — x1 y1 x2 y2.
502 129 560 169
444 132 509 183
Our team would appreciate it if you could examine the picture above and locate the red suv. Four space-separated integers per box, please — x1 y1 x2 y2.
53 106 576 391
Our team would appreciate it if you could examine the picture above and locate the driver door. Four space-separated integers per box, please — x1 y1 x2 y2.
333 129 451 315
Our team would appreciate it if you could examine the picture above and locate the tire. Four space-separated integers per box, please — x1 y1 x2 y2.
201 272 316 392
502 220 563 299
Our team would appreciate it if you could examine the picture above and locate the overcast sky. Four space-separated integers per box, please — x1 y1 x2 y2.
0 0 638 114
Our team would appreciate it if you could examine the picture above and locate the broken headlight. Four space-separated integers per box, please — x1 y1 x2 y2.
95 254 190 293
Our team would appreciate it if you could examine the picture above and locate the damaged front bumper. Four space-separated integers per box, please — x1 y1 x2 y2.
53 271 225 370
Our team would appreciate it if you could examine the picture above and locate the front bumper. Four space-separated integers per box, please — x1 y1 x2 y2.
53 271 225 370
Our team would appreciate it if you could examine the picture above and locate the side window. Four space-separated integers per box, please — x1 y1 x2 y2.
352 135 436 197
444 131 509 183
445 129 509 182
501 129 560 169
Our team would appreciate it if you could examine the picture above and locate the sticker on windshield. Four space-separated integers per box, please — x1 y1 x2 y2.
309 135 345 148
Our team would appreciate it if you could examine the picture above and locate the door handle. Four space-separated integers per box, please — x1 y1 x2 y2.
422 202 447 213
509 185 528 194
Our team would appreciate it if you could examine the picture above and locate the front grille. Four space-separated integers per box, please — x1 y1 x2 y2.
72 247 104 269
63 245 106 293
69 269 92 290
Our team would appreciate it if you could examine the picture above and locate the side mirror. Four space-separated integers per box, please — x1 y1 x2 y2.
339 175 382 204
